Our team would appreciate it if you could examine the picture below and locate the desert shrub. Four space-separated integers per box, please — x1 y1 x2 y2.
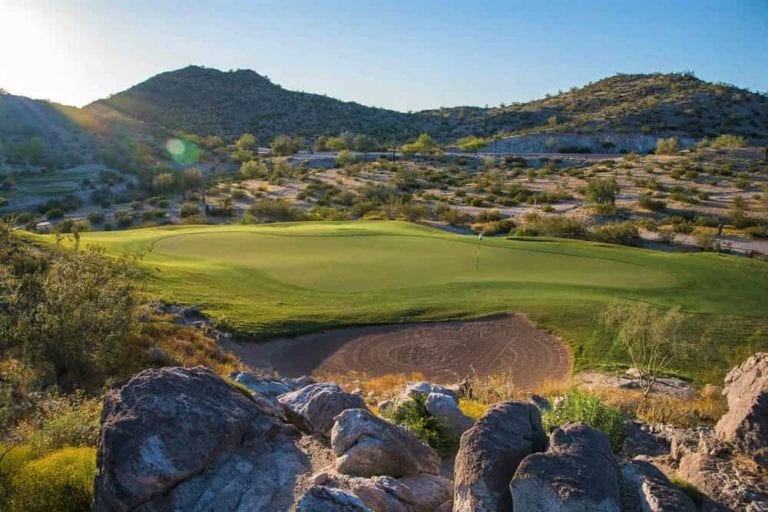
655 137 679 155
9 446 96 512
744 225 768 239
638 194 666 211
435 204 472 226
45 208 64 220
592 222 641 246
249 199 306 223
542 390 625 451
86 212 104 224
336 150 356 167
389 393 458 457
180 214 209 225
113 210 134 228
516 213 587 239
710 134 746 149
179 203 199 218
0 246 139 389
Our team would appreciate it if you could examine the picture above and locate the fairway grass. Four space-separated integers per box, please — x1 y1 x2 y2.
47 221 768 383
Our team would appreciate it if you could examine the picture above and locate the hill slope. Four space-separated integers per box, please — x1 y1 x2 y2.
84 66 419 141
421 73 768 141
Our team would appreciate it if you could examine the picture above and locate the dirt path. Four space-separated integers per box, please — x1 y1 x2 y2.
229 314 572 389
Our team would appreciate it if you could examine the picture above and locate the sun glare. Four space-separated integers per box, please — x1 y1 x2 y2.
0 5 72 101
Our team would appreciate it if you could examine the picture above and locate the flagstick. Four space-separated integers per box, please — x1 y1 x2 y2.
476 232 483 271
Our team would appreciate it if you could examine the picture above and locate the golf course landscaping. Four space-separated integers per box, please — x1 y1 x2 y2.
46 221 768 383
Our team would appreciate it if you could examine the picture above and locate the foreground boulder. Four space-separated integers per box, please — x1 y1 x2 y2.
510 423 622 512
621 459 696 512
453 401 547 512
332 408 440 477
349 474 453 512
296 486 371 512
279 383 368 437
93 366 309 511
715 352 768 467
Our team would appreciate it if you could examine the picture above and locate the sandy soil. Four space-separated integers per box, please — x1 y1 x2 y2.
229 314 572 389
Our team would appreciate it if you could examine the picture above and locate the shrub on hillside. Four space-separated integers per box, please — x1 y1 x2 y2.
710 134 746 149
592 222 641 246
655 137 679 155
515 213 588 239
638 194 667 212
542 390 625 451
9 447 96 512
180 203 199 218
388 393 458 458
249 199 306 223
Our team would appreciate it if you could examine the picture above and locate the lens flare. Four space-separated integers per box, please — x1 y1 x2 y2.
165 138 200 165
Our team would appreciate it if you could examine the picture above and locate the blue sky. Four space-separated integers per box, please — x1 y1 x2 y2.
1 0 766 110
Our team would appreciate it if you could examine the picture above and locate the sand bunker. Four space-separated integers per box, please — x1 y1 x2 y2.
230 314 572 389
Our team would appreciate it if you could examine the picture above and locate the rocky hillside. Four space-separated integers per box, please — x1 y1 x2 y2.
0 92 101 164
92 352 768 511
3 71 766 156
424 73 768 142
84 66 419 142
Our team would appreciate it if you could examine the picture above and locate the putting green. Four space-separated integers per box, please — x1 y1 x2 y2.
150 230 673 291
46 221 768 382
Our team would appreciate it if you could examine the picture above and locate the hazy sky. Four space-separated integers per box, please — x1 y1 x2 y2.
1 0 766 111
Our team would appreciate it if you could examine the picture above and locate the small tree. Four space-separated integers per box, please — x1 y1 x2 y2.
585 177 620 213
401 133 439 156
456 135 487 155
232 133 258 162
600 302 687 397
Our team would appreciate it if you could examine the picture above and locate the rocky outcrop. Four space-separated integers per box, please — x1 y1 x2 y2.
296 486 371 512
231 371 313 404
402 382 459 402
453 401 547 512
621 459 696 512
279 383 368 437
93 366 309 511
331 408 440 477
510 423 622 512
715 352 768 467
669 430 768 511
348 474 453 512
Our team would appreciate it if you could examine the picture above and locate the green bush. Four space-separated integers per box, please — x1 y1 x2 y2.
592 222 641 246
180 203 199 218
10 447 96 512
542 390 625 451
638 194 666 211
389 393 458 457
516 213 588 239
710 134 746 149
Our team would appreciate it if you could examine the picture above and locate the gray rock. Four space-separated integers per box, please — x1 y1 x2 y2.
296 486 371 512
279 383 368 437
510 423 622 512
453 401 547 512
93 366 309 512
230 371 307 400
332 408 440 477
621 460 696 512
426 392 474 436
715 352 768 467
349 474 453 512
404 382 458 402
529 394 551 412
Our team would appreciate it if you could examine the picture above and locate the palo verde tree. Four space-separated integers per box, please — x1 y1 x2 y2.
600 302 688 398
401 133 440 156
456 135 487 155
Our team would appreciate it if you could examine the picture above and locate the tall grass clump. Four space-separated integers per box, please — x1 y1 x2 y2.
542 389 626 451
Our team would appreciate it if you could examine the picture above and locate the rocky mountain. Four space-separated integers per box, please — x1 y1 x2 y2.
422 72 768 141
84 65 419 142
3 70 766 158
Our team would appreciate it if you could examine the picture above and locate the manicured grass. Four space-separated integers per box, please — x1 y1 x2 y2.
38 221 768 383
